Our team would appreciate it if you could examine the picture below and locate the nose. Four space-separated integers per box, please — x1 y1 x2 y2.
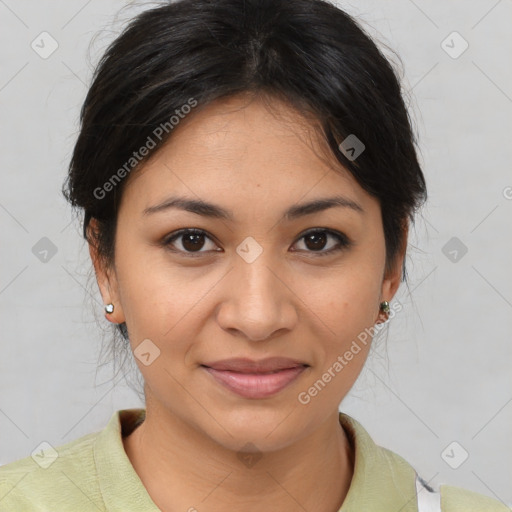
215 250 297 342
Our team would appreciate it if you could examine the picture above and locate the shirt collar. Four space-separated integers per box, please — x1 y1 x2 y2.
338 412 418 511
94 408 159 511
94 409 418 511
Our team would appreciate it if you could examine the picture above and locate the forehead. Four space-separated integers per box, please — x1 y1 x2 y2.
120 94 375 218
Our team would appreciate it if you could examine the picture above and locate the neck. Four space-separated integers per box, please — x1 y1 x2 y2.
123 407 354 512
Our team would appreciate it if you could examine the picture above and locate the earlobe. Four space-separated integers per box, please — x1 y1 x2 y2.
376 220 409 323
87 219 125 324
381 254 403 302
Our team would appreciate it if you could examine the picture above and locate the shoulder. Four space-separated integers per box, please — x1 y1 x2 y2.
0 430 104 511
440 484 511 512
340 413 510 512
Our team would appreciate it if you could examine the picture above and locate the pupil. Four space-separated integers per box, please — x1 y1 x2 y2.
305 232 326 251
183 233 204 251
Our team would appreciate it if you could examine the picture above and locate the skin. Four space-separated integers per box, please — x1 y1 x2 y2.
89 92 406 512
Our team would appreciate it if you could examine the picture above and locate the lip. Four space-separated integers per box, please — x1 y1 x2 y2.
202 357 308 373
201 357 309 399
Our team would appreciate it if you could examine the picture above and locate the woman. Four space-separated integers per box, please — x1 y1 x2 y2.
0 0 508 510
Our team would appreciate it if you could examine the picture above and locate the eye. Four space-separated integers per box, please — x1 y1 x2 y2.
162 227 351 257
162 228 220 256
291 228 351 257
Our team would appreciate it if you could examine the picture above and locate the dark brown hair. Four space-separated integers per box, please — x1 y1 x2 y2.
63 0 427 345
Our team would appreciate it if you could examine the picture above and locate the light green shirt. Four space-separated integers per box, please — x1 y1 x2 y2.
0 409 508 511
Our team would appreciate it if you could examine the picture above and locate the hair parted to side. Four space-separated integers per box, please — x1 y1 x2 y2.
62 0 427 352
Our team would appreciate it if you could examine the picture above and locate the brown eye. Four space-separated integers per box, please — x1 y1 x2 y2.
304 231 329 251
181 232 206 251
162 228 351 258
163 229 219 255
292 229 351 256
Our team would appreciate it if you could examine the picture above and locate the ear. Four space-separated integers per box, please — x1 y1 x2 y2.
375 220 408 324
87 218 125 324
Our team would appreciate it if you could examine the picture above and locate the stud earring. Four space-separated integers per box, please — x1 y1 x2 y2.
379 301 390 315
105 303 114 314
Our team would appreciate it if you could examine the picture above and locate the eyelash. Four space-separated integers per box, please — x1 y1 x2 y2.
161 228 352 258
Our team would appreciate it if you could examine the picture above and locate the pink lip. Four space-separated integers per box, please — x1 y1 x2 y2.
201 357 309 399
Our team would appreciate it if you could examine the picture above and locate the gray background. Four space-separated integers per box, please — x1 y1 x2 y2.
1 0 511 507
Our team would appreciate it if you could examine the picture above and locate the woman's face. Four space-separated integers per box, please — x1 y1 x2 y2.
91 94 404 452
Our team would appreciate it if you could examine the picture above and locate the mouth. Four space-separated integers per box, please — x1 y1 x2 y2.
201 357 309 399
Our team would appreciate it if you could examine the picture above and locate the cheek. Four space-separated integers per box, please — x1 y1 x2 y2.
304 261 382 338
114 243 213 360
309 276 380 394
113 235 175 337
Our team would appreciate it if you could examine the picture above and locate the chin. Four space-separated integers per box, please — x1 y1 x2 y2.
199 406 310 453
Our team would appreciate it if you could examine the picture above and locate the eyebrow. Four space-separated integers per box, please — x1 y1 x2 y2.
143 195 364 221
